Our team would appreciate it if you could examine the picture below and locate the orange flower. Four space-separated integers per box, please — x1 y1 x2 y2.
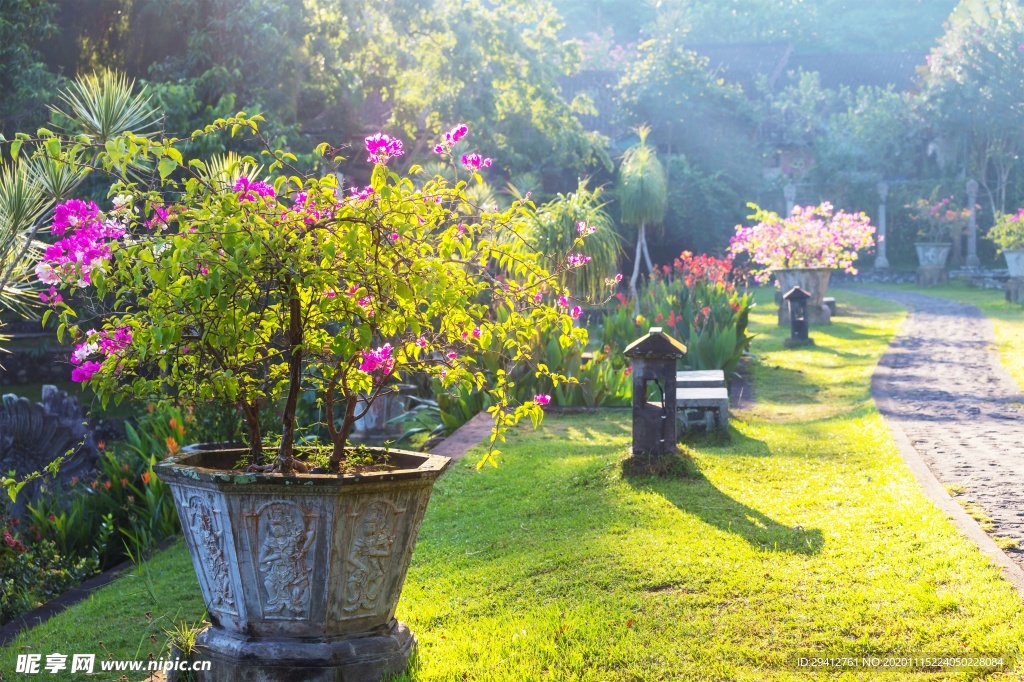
169 417 177 430
104 481 112 491
141 472 152 486
97 440 106 450
147 404 155 413
120 477 129 487
166 436 179 455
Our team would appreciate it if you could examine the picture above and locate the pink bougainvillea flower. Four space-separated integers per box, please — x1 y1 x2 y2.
567 254 591 268
359 344 394 375
570 306 583 319
576 221 596 236
365 133 404 164
71 360 103 383
557 295 570 308
234 176 275 202
534 394 551 406
435 124 469 154
460 153 492 171
472 327 481 338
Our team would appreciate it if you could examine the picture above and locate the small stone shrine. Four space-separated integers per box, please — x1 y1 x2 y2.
623 327 686 456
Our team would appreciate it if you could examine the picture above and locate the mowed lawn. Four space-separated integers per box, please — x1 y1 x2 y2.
3 288 1024 681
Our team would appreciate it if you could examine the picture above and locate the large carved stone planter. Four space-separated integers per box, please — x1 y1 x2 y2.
915 243 951 287
156 445 450 682
1004 251 1024 304
774 268 832 326
1004 250 1024 278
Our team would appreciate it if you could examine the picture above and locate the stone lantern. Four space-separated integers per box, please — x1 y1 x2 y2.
623 327 687 455
783 286 814 348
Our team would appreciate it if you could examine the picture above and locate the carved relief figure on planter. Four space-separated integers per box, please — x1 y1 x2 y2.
258 503 315 617
28 114 600 681
345 501 398 615
729 202 875 326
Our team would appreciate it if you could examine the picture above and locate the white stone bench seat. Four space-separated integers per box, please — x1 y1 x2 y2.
675 370 726 388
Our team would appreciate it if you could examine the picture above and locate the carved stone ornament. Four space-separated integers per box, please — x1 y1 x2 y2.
249 501 318 619
0 385 98 514
343 500 405 617
186 495 236 613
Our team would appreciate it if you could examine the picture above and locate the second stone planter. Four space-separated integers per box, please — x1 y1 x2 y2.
774 267 832 326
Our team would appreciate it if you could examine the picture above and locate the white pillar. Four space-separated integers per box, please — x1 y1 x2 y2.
966 179 980 268
875 181 889 269
784 182 796 217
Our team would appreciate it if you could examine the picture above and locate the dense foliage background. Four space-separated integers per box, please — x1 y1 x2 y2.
7 0 1024 272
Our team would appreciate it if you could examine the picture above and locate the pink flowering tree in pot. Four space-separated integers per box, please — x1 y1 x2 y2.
729 202 875 326
36 116 595 680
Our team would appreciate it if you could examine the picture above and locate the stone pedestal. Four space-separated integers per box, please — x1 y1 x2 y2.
916 266 949 287
189 620 414 682
1006 278 1024 304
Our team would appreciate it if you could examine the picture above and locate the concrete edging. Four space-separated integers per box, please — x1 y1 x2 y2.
871 315 1024 597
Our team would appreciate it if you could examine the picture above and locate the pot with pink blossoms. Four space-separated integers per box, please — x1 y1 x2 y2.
28 117 601 681
729 202 875 326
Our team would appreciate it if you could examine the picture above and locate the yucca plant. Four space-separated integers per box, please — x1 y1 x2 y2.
0 70 158 325
0 163 50 319
617 125 667 309
51 70 159 144
518 180 622 300
199 151 264 190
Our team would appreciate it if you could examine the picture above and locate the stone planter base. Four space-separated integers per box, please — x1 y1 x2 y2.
1007 278 1024 304
916 266 949 287
185 619 414 682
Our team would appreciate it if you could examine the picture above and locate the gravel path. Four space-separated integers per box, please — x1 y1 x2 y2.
864 289 1024 564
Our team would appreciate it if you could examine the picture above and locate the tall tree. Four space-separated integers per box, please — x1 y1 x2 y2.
617 126 666 308
0 0 58 135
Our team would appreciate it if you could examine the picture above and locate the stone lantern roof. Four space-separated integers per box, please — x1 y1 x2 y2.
783 286 812 302
623 327 687 359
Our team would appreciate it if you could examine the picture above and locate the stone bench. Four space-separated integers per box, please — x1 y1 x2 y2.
675 386 729 432
676 370 726 389
823 297 837 315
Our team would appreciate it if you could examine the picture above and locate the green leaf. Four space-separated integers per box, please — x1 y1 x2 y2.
158 157 178 180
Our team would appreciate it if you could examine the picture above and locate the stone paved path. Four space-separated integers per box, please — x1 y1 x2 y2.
863 289 1024 565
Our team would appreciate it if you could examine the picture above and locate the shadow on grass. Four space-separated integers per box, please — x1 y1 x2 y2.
626 465 824 555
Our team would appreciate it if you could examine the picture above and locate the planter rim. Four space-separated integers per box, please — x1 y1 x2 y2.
772 267 835 273
156 443 450 488
1001 247 1024 253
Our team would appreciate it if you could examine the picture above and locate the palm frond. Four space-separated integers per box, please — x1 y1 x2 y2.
52 70 160 143
28 146 89 201
0 163 49 317
200 152 264 192
617 125 667 228
515 180 622 300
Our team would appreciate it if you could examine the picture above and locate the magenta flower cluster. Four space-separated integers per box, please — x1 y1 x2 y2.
234 176 275 202
69 327 133 383
35 199 124 288
461 153 492 171
365 134 404 165
567 254 591 268
360 343 394 375
729 202 876 283
433 124 468 154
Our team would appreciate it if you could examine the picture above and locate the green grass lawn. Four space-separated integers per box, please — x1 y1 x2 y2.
4 288 1024 681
